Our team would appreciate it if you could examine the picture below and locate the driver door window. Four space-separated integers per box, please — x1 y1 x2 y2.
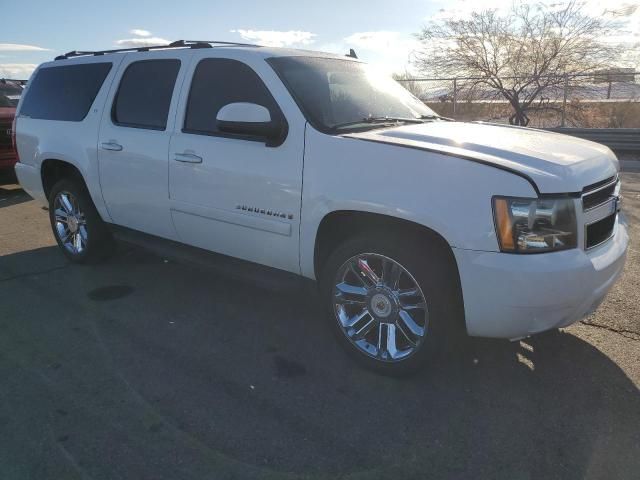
183 58 284 139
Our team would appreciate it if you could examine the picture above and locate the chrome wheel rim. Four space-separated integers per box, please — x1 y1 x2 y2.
53 191 87 255
333 253 428 362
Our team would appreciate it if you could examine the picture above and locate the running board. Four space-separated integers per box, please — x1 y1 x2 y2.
107 224 315 295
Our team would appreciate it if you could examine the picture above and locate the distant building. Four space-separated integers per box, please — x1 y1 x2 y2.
592 68 636 83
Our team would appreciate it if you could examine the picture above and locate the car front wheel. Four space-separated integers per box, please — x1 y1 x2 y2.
321 233 462 375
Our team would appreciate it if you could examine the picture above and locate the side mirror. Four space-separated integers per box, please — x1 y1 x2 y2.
216 102 284 145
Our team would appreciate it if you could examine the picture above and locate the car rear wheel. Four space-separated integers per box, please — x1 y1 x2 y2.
320 232 463 375
49 178 114 263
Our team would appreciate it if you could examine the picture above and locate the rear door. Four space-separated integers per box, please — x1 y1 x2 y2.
98 52 189 240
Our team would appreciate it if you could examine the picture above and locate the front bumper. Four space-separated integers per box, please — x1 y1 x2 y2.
453 215 629 339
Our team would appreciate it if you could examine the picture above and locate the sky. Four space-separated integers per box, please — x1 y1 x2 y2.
1 0 639 79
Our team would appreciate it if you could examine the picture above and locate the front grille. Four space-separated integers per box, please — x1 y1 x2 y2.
582 176 617 210
585 213 617 249
583 183 617 210
582 176 616 193
582 174 620 250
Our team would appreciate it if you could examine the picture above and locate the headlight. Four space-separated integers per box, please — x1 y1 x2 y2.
493 196 577 253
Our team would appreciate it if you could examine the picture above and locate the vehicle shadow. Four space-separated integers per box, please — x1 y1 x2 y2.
1 245 639 480
0 171 30 208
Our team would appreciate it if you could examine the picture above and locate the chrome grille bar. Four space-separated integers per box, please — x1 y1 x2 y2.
582 175 620 250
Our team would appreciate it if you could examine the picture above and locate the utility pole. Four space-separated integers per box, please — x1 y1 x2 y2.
560 74 569 127
452 78 458 118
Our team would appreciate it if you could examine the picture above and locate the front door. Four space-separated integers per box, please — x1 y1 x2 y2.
168 55 304 273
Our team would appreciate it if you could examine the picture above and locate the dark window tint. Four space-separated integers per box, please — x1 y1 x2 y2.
113 59 180 130
20 63 112 121
184 58 281 135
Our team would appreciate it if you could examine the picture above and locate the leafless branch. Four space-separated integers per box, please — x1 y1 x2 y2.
413 1 621 125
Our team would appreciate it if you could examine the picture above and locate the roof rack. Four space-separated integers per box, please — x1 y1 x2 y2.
177 40 259 47
54 40 260 61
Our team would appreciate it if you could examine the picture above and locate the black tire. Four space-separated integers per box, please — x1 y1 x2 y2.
320 231 464 376
48 177 114 264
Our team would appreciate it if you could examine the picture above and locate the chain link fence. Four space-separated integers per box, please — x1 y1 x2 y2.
397 71 640 129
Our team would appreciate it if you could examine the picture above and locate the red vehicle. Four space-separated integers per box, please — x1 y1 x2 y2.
0 79 23 171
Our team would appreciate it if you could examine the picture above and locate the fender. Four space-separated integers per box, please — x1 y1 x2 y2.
298 126 538 279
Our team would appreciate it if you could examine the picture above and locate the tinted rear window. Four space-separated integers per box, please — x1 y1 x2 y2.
20 63 112 121
112 59 180 130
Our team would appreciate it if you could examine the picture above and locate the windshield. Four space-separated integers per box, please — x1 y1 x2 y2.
268 56 437 132
0 83 23 107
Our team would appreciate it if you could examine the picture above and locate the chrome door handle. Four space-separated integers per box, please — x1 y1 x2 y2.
174 153 203 164
101 142 123 151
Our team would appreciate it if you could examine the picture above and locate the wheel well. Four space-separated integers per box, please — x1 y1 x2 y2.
314 210 466 335
41 159 85 200
314 211 457 280
314 210 467 345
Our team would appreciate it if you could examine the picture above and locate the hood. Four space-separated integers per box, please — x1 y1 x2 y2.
345 121 619 194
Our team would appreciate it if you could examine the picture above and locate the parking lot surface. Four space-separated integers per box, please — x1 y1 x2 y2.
1 167 639 479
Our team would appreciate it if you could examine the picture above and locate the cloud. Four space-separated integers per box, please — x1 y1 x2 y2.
427 0 640 21
427 0 639 32
603 2 640 66
605 3 638 16
231 30 316 47
316 42 349 55
428 0 547 20
130 29 152 37
0 43 50 52
115 37 171 47
0 63 38 78
344 31 409 51
342 31 421 73
115 29 169 47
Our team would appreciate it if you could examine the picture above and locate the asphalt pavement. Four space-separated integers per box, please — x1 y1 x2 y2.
0 166 638 480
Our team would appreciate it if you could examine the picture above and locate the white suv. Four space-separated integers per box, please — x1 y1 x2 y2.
14 40 628 374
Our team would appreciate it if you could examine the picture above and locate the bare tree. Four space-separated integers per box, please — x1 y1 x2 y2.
414 1 620 125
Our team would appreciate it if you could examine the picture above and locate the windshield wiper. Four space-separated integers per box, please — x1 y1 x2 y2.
365 116 425 124
419 114 454 122
330 116 425 132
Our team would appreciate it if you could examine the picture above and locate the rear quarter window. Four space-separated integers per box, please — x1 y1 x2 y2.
20 63 112 121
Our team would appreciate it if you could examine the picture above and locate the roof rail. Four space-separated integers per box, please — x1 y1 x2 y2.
173 40 260 47
54 40 260 61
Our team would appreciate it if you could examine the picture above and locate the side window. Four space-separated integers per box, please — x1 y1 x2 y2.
184 58 282 136
112 59 180 130
20 63 112 121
